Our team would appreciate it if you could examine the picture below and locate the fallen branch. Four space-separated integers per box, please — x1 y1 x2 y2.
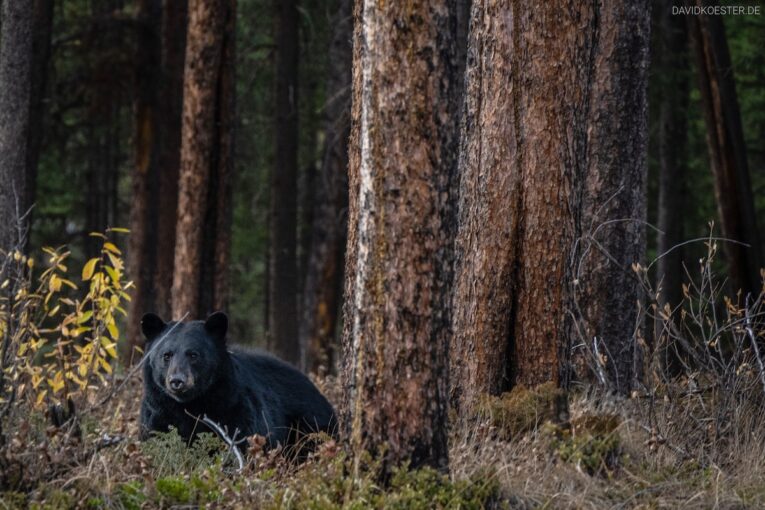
184 409 245 472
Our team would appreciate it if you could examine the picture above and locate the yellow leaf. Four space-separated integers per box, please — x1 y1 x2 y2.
82 258 99 281
36 390 47 406
99 357 113 375
105 266 121 288
78 363 88 377
107 320 119 340
103 242 121 255
77 310 93 324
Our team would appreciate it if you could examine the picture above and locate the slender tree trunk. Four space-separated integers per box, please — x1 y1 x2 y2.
24 0 54 224
341 0 460 472
154 0 188 319
577 0 650 395
126 0 161 356
300 0 352 375
0 0 35 252
691 1 762 297
655 5 689 375
172 0 229 319
269 0 300 363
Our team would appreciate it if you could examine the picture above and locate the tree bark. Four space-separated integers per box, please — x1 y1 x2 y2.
269 0 300 363
126 0 161 357
154 0 188 319
691 1 762 297
577 0 650 395
300 0 352 375
450 1 599 409
24 0 54 225
341 0 460 472
655 4 689 375
172 0 232 319
0 0 35 252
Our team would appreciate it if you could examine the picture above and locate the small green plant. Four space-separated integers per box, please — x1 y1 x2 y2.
141 428 228 477
476 382 568 439
545 414 621 476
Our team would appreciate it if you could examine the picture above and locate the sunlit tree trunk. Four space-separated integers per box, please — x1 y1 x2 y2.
341 0 461 472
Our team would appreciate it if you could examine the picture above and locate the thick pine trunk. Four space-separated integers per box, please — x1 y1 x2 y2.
126 0 161 356
655 5 689 375
154 0 188 319
450 1 599 408
172 0 234 319
0 1 35 252
269 0 300 364
577 1 650 394
691 2 762 297
341 0 460 471
300 0 352 375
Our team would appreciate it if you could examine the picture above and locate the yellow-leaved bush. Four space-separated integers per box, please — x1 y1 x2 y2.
0 229 133 408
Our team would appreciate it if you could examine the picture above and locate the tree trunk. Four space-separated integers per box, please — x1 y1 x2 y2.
300 0 352 375
172 0 233 319
450 1 599 409
126 0 161 357
24 0 54 225
269 0 300 363
0 0 35 252
154 0 188 319
576 0 650 395
691 1 762 297
341 0 460 472
655 4 689 376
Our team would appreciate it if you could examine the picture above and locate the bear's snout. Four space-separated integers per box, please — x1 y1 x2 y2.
168 376 185 391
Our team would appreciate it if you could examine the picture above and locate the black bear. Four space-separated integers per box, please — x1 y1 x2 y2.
139 311 337 450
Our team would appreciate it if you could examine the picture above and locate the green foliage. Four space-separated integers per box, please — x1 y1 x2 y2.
114 481 146 510
544 414 622 476
140 429 229 478
267 450 502 510
476 382 568 439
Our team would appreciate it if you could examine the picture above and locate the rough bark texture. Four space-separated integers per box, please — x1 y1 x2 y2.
172 0 229 319
154 0 188 319
691 2 762 297
269 0 300 364
577 0 650 395
0 0 35 252
341 0 460 472
300 0 352 375
126 0 161 357
450 0 599 408
655 5 689 375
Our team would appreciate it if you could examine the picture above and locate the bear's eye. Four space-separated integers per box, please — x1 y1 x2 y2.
162 352 173 362
188 351 199 361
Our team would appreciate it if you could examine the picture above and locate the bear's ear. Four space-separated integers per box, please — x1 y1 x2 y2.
204 311 228 344
141 313 166 342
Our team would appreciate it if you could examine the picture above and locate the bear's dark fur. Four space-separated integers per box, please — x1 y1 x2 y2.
139 311 337 449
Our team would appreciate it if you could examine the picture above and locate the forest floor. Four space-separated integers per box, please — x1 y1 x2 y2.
2 373 765 509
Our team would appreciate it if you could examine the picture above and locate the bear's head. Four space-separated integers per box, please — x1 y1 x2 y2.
140 311 229 403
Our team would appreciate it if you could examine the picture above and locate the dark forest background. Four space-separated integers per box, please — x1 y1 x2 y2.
2 0 764 371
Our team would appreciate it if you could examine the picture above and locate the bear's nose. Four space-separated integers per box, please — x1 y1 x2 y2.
168 376 185 391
